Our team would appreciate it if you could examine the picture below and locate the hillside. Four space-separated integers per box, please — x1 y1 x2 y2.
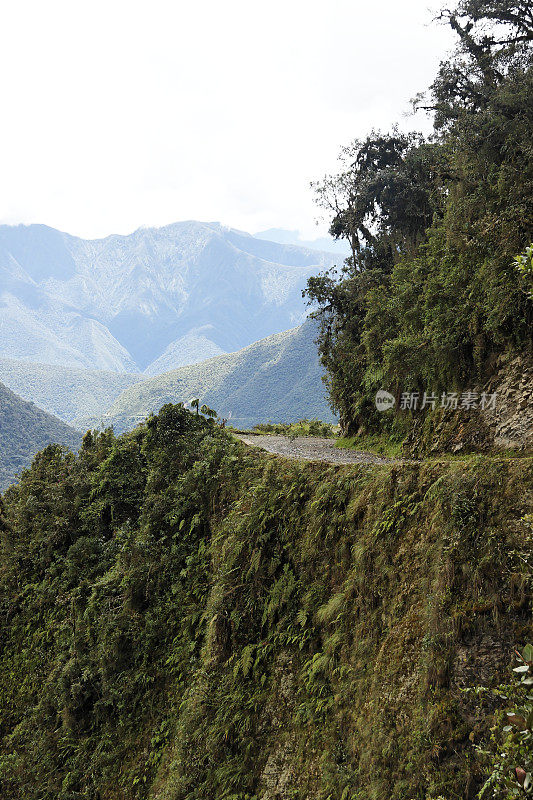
0 221 338 373
0 357 143 424
0 4 531 800
97 319 334 431
0 405 530 799
142 328 225 376
0 381 81 490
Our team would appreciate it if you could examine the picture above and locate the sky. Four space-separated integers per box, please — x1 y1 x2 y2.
0 0 455 240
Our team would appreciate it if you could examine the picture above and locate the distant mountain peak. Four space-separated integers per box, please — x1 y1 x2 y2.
0 221 338 373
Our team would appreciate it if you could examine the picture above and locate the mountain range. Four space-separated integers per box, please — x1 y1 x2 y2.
0 222 338 486
0 221 339 374
0 318 333 432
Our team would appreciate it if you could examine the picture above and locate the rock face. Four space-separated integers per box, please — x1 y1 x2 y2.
481 352 533 450
259 652 298 800
403 350 533 456
0 222 338 374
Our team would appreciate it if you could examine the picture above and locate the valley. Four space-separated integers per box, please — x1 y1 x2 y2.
0 224 338 486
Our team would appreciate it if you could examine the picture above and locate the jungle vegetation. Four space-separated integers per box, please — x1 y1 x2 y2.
305 0 533 433
0 381 81 491
0 404 531 799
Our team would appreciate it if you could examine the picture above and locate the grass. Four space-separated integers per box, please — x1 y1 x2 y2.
336 430 533 463
335 432 405 458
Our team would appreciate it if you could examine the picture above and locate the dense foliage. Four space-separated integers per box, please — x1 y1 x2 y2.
1 5 532 800
306 1 533 433
0 403 531 799
252 418 336 437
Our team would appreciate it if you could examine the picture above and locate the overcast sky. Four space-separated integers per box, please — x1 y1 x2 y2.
0 0 455 240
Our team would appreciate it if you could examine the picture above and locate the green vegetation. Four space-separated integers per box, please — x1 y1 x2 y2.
0 357 142 425
0 403 531 799
305 1 533 435
0 381 81 490
103 320 334 433
1 5 532 799
335 431 405 458
474 642 533 798
252 418 336 437
515 244 533 299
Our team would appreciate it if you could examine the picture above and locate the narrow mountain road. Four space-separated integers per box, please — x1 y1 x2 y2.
234 434 394 465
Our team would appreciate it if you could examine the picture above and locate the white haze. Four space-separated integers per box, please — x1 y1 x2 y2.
0 0 454 239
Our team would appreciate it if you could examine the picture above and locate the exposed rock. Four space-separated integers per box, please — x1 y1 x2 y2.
260 741 297 800
403 350 533 456
259 652 298 799
480 352 533 450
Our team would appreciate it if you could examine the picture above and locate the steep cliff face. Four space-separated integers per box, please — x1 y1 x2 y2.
401 351 533 458
480 352 533 450
0 410 531 799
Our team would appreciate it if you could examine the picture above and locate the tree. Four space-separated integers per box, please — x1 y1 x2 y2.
426 1 533 127
312 130 443 269
305 0 532 435
200 404 217 420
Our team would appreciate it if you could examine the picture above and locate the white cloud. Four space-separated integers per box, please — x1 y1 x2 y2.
0 0 454 239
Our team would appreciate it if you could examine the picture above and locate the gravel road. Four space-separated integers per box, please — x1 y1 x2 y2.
234 434 394 465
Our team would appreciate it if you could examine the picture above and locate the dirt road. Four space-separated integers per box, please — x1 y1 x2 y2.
234 434 394 465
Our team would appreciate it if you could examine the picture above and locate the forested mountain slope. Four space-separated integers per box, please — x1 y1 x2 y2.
0 4 531 799
0 406 530 799
0 358 143 423
0 381 81 490
306 1 533 437
93 319 333 432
